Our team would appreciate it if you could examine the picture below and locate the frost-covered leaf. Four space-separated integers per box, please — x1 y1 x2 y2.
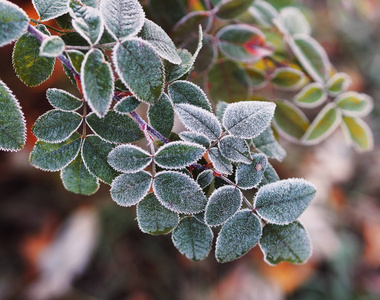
32 0 69 21
13 30 55 87
175 103 222 141
259 221 312 265
216 24 272 62
108 144 152 173
270 67 306 91
168 80 212 111
67 50 85 73
208 147 233 175
288 34 331 83
214 0 254 20
138 19 181 64
39 36 65 57
254 178 316 225
215 209 262 263
81 49 114 117
46 88 83 111
223 101 275 139
30 132 81 171
165 49 192 82
0 79 26 151
207 59 250 102
246 67 267 88
248 0 278 27
153 171 207 213
276 7 311 36
273 100 310 141
216 101 228 124
236 153 267 189
205 186 242 226
302 103 342 145
114 38 164 104
114 96 140 114
61 154 99 195
69 0 104 45
81 135 119 184
0 0 29 47
335 92 373 117
172 216 213 261
137 193 179 235
86 111 144 144
327 72 352 96
32 110 82 143
148 93 174 138
342 116 373 152
219 135 251 163
100 0 144 41
197 170 214 189
193 34 218 73
294 82 327 108
252 126 286 161
155 141 205 169
179 131 210 149
257 162 280 188
110 171 152 207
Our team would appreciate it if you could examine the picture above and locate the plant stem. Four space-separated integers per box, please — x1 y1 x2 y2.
30 19 66 34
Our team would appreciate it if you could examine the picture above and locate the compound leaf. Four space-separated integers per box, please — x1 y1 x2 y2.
208 147 233 175
294 82 327 108
32 0 69 21
236 153 268 189
148 93 174 138
108 144 152 173
342 116 373 152
46 88 83 111
251 126 286 161
219 135 251 164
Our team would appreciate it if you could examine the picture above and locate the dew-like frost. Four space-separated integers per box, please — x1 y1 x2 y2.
46 88 83 112
179 131 211 149
218 135 251 164
40 36 65 57
108 144 152 173
236 153 268 189
208 147 233 175
196 170 214 189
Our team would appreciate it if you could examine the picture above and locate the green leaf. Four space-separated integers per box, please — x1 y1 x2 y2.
46 88 83 111
168 80 212 111
215 209 262 263
86 111 144 144
172 216 213 261
114 96 140 114
251 126 286 161
276 7 311 36
137 193 179 235
100 0 144 41
294 82 327 108
155 141 205 169
32 0 69 21
254 178 316 225
205 186 242 226
172 11 212 44
215 101 228 124
273 100 310 141
219 135 251 164
179 131 210 149
148 93 174 138
259 221 312 265
40 36 65 57
108 144 152 173
193 34 218 73
216 24 272 62
256 162 280 188
175 103 222 141
208 147 233 175
342 116 373 152
30 132 81 171
197 170 214 189
114 38 164 104
215 0 254 20
246 67 267 88
0 79 26 151
81 49 114 117
164 49 192 82
60 154 99 195
236 153 268 189
0 0 29 47
69 0 104 45
223 101 276 139
138 19 181 64
32 110 82 143
270 67 306 91
327 72 352 96
302 103 342 144
67 50 85 73
12 30 55 87
288 34 331 83
110 171 152 207
81 135 119 184
248 0 278 27
207 59 251 102
335 92 373 117
153 171 207 213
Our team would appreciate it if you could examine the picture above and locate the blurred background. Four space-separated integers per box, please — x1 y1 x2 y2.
1 0 380 299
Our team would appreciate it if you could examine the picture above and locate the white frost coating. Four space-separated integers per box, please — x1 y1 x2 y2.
32 0 69 21
218 135 251 164
254 178 316 225
270 67 307 91
293 82 327 109
236 153 268 190
301 103 342 145
196 169 214 188
341 117 374 152
277 7 311 36
100 0 145 41
248 0 278 27
179 131 211 149
326 72 352 96
222 101 276 139
175 103 222 141
334 91 374 118
46 88 82 112
252 126 286 162
208 147 233 175
154 141 206 170
108 144 152 173
40 36 65 57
